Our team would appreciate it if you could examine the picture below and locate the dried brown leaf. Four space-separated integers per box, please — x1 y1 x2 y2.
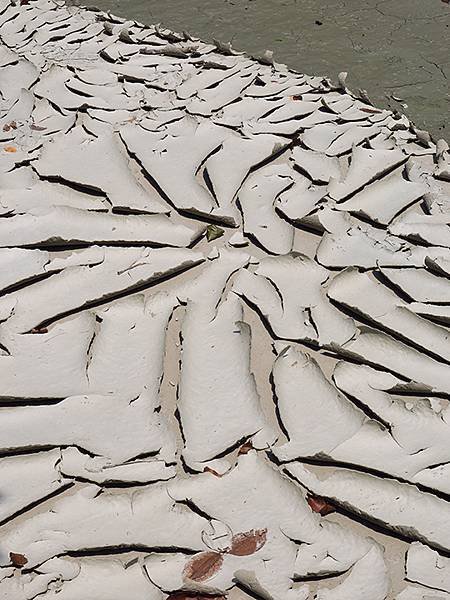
4 146 17 153
30 327 48 334
30 124 46 131
238 440 253 455
360 107 382 114
307 495 335 516
229 529 267 556
10 552 28 567
183 551 223 582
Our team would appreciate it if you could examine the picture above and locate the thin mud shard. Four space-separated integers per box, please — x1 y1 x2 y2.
0 0 449 598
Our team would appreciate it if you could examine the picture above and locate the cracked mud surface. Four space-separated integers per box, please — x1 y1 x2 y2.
68 0 450 139
1 0 450 599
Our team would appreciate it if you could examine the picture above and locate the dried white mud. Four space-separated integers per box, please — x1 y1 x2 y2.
0 1 449 599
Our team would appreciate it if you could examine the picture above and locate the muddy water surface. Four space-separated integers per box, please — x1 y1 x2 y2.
69 0 450 138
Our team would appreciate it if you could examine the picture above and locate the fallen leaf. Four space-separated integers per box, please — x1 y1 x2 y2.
238 440 253 455
307 495 335 516
30 327 48 334
4 146 17 153
183 551 223 582
206 224 224 242
3 121 17 132
30 124 46 131
10 552 28 567
119 28 134 43
229 529 267 556
360 107 382 114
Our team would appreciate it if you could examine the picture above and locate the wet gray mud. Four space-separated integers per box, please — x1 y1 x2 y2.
68 0 450 138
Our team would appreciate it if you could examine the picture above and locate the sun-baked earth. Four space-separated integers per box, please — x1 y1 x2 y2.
0 1 450 599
